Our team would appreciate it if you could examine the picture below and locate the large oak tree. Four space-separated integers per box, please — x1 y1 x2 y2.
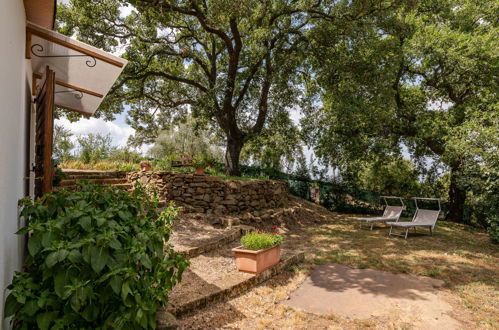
303 0 498 222
58 0 398 175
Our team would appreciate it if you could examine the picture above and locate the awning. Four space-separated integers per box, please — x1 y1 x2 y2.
27 22 128 116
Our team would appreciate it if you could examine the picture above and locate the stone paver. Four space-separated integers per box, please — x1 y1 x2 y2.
283 263 461 329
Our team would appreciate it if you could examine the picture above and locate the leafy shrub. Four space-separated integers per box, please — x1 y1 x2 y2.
5 183 189 329
52 166 66 187
241 230 283 250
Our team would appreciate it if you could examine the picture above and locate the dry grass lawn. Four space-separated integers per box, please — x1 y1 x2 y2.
177 197 499 329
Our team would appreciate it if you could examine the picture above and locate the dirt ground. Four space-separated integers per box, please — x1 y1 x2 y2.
175 195 499 329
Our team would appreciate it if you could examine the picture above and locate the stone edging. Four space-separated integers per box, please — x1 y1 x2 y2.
161 251 305 319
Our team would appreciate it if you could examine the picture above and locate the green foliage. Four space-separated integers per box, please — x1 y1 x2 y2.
241 111 302 172
52 166 66 187
109 147 143 164
358 157 422 197
5 184 189 329
241 231 283 251
77 133 115 164
303 0 498 226
451 110 499 241
148 119 223 162
53 125 75 162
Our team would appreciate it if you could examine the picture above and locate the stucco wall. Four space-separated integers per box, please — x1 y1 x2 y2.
0 1 30 327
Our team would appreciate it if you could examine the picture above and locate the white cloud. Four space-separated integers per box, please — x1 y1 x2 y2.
119 5 135 18
56 117 134 147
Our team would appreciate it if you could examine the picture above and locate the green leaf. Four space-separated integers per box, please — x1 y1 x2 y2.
41 232 55 248
110 276 123 295
70 287 84 312
90 246 109 273
28 234 42 256
54 272 68 298
121 281 131 302
118 210 130 221
141 255 152 270
96 217 106 227
57 249 69 262
81 304 99 322
21 299 39 316
15 226 29 235
109 238 121 250
36 311 58 330
78 216 92 231
4 293 21 317
46 252 59 268
67 249 81 263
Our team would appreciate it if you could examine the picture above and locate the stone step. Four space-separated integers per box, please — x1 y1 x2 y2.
162 243 304 319
53 183 133 192
61 169 126 179
59 178 128 186
172 225 252 258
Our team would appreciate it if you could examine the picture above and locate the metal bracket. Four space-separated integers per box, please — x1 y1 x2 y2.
55 89 83 100
31 43 97 67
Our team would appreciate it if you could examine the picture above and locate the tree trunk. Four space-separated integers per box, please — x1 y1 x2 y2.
225 137 244 176
445 161 467 223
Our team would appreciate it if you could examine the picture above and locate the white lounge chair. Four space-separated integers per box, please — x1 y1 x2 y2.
388 197 441 239
354 196 405 230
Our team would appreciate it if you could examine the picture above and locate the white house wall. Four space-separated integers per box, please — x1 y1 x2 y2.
0 0 31 327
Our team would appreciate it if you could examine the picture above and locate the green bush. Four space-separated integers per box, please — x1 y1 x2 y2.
240 231 283 250
5 183 189 329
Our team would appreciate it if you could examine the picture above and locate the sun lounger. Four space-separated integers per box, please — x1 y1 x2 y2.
388 197 441 239
354 196 405 230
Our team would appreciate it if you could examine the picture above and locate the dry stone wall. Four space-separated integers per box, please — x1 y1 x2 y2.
126 171 288 214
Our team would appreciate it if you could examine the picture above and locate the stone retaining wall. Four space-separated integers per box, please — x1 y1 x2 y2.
127 171 288 214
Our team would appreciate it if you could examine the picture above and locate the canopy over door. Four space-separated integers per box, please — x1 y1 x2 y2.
27 22 128 116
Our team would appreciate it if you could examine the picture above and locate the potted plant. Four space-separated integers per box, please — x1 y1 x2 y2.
140 160 152 171
192 154 213 176
232 227 283 274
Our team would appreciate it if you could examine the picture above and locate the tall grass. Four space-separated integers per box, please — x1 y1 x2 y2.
60 160 140 171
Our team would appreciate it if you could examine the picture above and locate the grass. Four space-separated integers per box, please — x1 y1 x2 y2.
60 160 274 181
178 197 499 328
299 215 499 327
60 160 140 171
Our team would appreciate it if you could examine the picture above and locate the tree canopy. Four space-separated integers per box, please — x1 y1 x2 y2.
302 0 498 223
56 0 498 236
57 0 401 175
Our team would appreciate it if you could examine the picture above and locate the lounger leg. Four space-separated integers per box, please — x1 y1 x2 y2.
429 227 433 235
404 228 409 239
389 226 393 236
370 223 374 230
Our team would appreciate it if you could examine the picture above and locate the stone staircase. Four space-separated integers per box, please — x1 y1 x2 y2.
57 170 131 191
58 169 170 207
158 223 305 328
59 170 305 328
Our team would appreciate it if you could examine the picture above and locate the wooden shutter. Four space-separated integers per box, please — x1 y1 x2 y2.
34 66 55 198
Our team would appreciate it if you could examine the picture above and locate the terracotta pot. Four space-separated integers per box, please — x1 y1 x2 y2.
195 167 205 176
140 161 152 172
310 187 320 204
232 245 281 274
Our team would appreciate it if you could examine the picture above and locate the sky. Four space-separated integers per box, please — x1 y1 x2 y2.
55 111 134 147
55 2 137 150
